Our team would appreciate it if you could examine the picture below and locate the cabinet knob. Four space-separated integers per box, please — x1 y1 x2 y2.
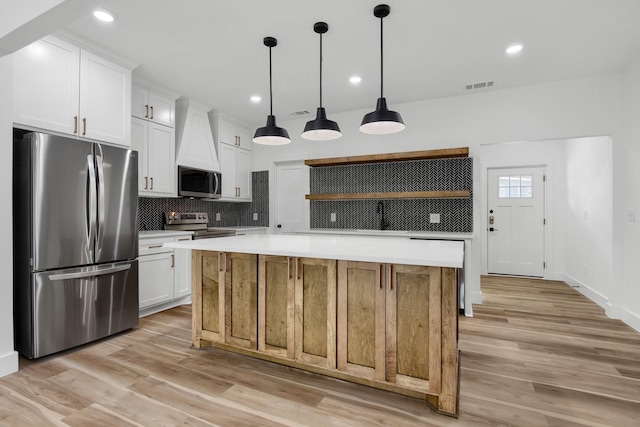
277 224 282 228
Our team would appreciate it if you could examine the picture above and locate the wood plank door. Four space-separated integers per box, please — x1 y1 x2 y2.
487 167 545 277
192 250 225 347
386 264 442 394
224 252 258 349
337 261 385 381
295 258 337 368
258 255 295 359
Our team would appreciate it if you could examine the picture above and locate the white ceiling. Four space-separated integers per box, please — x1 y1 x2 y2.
62 0 640 128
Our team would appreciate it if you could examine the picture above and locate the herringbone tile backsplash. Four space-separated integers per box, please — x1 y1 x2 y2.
309 158 473 232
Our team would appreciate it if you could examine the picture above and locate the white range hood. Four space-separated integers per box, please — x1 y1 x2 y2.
175 98 220 172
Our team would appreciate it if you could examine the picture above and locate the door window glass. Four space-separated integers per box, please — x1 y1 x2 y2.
498 175 533 198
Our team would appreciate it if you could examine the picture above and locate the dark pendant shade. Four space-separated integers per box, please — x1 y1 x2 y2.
360 4 405 135
302 107 341 141
301 21 341 141
253 115 290 145
359 97 405 134
253 36 291 145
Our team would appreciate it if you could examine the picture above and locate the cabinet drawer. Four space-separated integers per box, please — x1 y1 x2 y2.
139 237 173 255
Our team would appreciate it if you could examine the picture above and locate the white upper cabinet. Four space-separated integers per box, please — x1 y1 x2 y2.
131 117 176 197
218 114 252 150
132 86 175 128
13 36 132 147
211 112 252 201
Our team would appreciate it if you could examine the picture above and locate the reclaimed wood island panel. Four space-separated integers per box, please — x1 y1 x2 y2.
165 234 463 417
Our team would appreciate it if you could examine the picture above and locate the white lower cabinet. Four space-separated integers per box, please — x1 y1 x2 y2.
139 233 192 316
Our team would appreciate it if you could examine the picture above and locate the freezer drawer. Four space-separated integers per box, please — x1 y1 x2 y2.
16 260 139 359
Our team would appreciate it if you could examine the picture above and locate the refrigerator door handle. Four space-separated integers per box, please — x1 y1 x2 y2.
49 263 132 281
87 154 97 260
95 147 106 257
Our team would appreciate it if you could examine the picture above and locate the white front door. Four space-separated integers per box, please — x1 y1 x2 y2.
275 162 309 234
487 167 545 277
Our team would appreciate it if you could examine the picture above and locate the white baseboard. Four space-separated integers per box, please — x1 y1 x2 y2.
564 274 640 334
0 350 19 378
139 296 192 318
618 306 640 333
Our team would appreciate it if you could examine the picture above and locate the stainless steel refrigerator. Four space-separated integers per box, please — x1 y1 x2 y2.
13 131 139 359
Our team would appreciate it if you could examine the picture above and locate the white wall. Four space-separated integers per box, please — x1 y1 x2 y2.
564 137 613 307
617 56 640 331
0 55 18 377
253 73 623 325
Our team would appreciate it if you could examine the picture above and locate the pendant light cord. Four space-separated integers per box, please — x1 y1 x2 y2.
319 32 323 108
380 15 384 98
269 46 273 116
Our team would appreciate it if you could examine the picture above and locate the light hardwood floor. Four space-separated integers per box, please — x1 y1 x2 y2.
1 276 639 426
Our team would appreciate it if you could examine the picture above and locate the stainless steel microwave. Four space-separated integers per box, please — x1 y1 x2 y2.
178 166 222 199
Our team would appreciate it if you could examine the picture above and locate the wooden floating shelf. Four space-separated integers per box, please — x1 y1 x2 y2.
305 190 471 201
304 147 469 167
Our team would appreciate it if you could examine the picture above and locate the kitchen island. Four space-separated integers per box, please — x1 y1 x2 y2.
165 234 463 416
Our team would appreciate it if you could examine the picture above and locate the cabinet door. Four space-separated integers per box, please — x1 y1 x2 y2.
219 117 237 147
148 92 175 127
386 264 442 393
236 148 252 201
258 255 295 359
224 253 258 349
79 50 131 146
131 86 149 120
193 250 225 345
219 143 237 198
337 261 385 381
13 37 80 135
295 258 337 368
146 122 176 196
139 251 174 308
131 117 149 192
173 237 193 299
236 125 252 150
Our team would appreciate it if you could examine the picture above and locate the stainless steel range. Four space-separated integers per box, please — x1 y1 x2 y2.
164 212 236 239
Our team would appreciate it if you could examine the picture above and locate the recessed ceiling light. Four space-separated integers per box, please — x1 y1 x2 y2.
93 9 115 22
506 44 523 55
250 95 262 103
349 76 362 85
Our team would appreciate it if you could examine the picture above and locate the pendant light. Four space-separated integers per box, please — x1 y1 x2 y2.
301 22 341 141
253 36 291 145
360 4 405 135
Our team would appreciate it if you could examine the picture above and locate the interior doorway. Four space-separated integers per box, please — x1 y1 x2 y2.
274 161 309 234
487 166 546 277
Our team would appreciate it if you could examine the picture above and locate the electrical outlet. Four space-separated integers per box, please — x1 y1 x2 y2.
253 212 258 221
628 209 636 222
429 213 441 224
215 212 221 221
330 213 336 222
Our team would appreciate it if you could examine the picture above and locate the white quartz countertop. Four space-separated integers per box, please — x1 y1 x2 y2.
164 234 464 268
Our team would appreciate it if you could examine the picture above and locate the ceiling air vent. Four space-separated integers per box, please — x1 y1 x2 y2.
465 80 494 90
290 110 310 117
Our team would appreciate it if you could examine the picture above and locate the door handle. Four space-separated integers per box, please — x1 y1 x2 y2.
74 116 78 134
82 117 87 136
145 104 149 118
50 263 131 281
150 177 154 190
150 105 154 120
489 227 499 232
277 224 282 228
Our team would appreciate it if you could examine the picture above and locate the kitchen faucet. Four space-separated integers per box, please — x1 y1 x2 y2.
376 201 390 230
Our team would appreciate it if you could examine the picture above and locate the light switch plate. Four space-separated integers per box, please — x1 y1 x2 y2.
253 212 258 221
330 213 336 222
216 212 221 221
628 209 636 222
430 213 441 224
